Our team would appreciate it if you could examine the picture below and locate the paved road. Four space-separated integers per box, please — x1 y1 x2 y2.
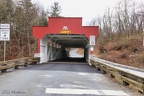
0 62 141 96
69 49 83 58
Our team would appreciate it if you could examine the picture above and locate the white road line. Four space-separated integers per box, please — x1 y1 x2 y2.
102 90 129 95
45 88 130 96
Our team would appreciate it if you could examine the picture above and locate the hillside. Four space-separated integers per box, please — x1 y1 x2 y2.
77 33 144 69
94 33 144 69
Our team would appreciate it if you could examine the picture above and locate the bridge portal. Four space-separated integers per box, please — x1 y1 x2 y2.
33 17 99 65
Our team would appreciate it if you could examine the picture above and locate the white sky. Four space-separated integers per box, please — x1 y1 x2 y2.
32 0 144 25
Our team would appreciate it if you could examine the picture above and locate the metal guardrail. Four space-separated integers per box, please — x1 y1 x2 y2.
0 57 40 73
90 56 144 94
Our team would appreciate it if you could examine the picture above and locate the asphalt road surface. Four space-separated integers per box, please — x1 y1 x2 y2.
69 49 84 58
0 60 142 96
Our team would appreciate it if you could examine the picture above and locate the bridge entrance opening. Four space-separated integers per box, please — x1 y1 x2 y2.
33 17 99 65
40 34 89 63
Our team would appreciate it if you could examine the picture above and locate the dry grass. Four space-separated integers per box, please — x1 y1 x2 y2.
96 33 144 69
77 48 84 55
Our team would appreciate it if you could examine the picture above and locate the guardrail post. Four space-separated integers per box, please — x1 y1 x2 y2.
25 59 29 67
1 69 7 73
0 57 40 74
90 57 144 94
15 65 19 69
101 70 106 74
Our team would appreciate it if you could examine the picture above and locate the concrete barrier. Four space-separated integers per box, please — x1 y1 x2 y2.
90 57 144 94
0 57 40 73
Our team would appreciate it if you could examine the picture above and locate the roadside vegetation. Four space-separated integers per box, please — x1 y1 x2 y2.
90 0 144 69
0 0 61 61
1 0 144 69
78 0 144 69
95 33 144 69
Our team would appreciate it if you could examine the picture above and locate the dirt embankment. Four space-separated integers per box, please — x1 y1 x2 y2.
76 48 84 55
96 34 144 69
77 34 144 69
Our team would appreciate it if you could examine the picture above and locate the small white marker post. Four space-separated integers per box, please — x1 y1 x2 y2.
4 41 6 61
0 24 10 61
90 35 96 56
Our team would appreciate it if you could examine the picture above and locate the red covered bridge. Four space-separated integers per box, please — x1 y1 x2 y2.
33 17 99 64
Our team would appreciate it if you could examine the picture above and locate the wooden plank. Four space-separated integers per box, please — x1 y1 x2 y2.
0 57 40 73
90 59 144 94
122 76 144 93
18 59 28 66
120 71 144 84
0 62 7 71
109 71 122 83
0 64 7 70
6 61 16 69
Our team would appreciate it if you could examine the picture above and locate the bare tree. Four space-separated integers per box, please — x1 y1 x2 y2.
136 3 144 32
101 8 114 41
0 0 50 61
95 16 105 45
114 0 132 38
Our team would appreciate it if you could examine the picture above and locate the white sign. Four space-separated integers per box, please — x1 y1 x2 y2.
62 26 68 30
90 46 94 51
90 35 95 45
0 24 10 29
0 29 10 41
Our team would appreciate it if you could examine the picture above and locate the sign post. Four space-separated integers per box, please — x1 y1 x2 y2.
0 24 10 61
90 35 96 55
4 41 6 61
90 35 95 46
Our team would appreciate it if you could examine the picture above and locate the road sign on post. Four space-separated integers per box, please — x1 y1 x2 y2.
0 29 10 41
0 24 10 61
0 24 10 41
90 35 95 45
0 24 10 29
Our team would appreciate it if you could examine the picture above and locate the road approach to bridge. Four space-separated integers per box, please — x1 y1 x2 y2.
0 60 141 96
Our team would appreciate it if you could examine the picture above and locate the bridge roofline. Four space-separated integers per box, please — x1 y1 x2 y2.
33 17 99 40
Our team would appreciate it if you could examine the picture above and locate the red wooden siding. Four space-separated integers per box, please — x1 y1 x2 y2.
32 17 99 53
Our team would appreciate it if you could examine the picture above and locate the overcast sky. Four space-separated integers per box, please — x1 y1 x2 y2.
32 0 144 25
